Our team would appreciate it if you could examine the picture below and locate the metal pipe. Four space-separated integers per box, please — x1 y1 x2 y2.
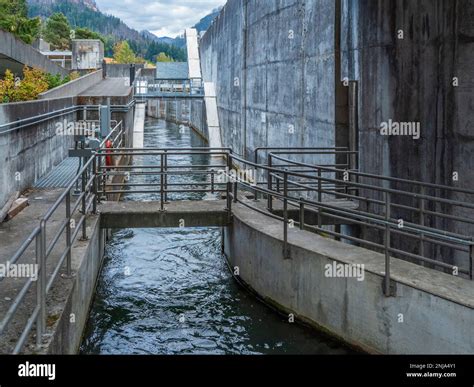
384 192 391 296
283 170 290 259
66 191 72 276
267 155 273 211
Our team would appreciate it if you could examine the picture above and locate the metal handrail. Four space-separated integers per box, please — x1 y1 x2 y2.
0 102 135 135
0 133 101 354
2 145 473 354
228 152 474 287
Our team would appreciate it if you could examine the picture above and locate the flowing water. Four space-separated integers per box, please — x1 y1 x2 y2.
80 118 353 354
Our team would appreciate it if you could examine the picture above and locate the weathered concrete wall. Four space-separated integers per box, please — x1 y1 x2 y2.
0 98 76 209
147 99 209 140
0 29 69 77
225 203 474 354
71 40 104 71
104 63 145 79
200 0 337 163
39 70 103 99
45 215 106 354
341 0 474 267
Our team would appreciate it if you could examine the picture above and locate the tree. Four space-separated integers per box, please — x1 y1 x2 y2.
156 52 173 63
113 41 140 64
43 13 71 50
73 27 104 43
0 0 40 44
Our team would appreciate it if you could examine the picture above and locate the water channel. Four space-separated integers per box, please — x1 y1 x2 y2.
80 118 353 355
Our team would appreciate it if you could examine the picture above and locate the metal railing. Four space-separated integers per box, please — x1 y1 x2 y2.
0 121 126 354
135 77 205 98
0 101 135 135
0 154 97 354
1 144 473 353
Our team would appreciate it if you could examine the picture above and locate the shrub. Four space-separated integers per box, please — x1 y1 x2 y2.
0 66 50 102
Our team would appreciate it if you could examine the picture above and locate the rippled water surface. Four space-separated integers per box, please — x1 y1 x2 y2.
80 119 352 354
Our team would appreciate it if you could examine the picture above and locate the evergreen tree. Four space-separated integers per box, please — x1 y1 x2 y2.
156 52 174 62
74 27 104 42
43 13 71 50
0 0 41 44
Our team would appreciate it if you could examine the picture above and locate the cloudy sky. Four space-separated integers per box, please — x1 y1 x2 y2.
95 0 226 37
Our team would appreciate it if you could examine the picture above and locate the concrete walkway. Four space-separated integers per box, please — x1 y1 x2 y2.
0 188 93 353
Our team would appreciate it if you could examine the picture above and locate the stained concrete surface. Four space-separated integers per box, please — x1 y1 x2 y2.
0 189 96 353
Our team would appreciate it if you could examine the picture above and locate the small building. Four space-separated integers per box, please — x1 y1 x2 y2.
155 62 190 92
34 39 72 70
72 39 104 71
40 50 72 70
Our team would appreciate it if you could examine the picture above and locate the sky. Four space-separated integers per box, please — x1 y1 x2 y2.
95 0 227 38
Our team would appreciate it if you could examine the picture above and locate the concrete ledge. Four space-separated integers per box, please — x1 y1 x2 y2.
42 214 105 354
0 98 76 210
39 70 103 100
99 200 229 228
0 29 69 77
224 201 474 354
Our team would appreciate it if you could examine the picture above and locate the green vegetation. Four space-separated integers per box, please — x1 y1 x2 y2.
28 0 187 62
113 41 145 64
146 41 186 63
0 66 75 103
0 0 41 44
156 52 174 63
74 27 104 42
43 12 71 50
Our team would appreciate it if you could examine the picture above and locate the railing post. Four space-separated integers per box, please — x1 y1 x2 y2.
37 221 47 347
226 154 232 222
81 162 87 240
317 168 322 202
65 191 72 277
317 168 323 228
384 191 391 296
267 155 273 211
254 149 259 201
92 155 98 214
101 151 107 202
283 170 290 259
35 230 43 347
233 176 238 203
160 153 165 211
164 151 168 203
470 244 473 281
211 169 215 194
419 186 425 259
299 197 305 231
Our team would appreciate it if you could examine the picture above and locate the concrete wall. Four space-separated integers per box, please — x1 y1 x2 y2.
147 99 209 140
0 29 69 77
225 203 474 354
199 0 337 163
104 63 145 79
340 0 474 267
72 40 104 71
45 216 106 354
0 98 76 209
39 70 103 99
202 0 473 268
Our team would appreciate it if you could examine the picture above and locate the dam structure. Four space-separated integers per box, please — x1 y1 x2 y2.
0 0 473 356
